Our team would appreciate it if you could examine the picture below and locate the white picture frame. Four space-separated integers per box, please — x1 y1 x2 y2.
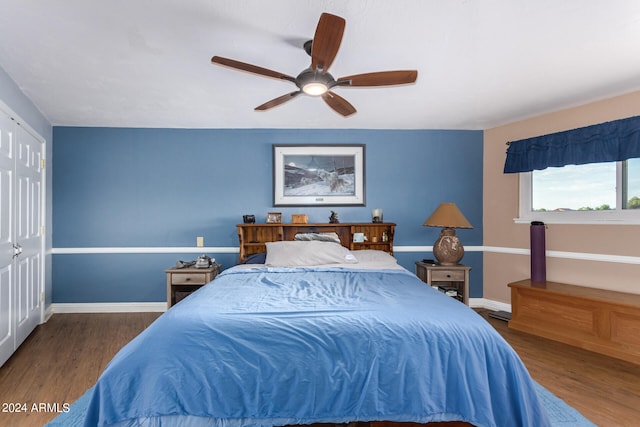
273 144 366 206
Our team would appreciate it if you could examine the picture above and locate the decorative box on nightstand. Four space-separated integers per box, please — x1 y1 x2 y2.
165 264 221 308
415 261 471 305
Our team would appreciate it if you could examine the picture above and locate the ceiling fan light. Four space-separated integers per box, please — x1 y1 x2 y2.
302 82 328 96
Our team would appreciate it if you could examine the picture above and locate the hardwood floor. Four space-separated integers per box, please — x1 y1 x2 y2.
0 312 160 427
476 309 640 427
0 309 638 426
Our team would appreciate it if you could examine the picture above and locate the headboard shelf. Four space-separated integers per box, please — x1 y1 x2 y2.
236 222 395 263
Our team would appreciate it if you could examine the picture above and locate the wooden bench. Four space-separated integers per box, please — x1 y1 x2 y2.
508 279 640 365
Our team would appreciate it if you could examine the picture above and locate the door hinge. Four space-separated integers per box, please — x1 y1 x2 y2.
41 159 46 169
40 225 45 235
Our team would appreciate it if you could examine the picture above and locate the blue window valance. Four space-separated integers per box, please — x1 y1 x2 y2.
503 115 640 173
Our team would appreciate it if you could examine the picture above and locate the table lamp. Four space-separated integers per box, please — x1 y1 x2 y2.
423 202 473 265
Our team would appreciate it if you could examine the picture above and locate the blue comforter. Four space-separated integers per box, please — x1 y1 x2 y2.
83 267 551 427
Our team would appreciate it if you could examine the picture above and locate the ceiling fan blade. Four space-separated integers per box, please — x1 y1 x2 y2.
311 13 345 73
212 56 296 83
321 91 356 117
337 70 418 86
255 91 302 111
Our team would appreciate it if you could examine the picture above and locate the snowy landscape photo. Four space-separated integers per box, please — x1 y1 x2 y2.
283 155 355 196
273 145 365 206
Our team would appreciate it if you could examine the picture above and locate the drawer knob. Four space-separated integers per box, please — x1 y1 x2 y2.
185 277 191 281
446 274 451 278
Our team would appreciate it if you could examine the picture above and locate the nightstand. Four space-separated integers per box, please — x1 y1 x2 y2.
415 262 471 305
165 264 221 308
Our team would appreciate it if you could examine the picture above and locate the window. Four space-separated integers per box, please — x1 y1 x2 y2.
624 158 640 209
517 158 640 224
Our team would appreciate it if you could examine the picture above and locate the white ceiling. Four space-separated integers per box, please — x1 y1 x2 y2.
1 0 640 130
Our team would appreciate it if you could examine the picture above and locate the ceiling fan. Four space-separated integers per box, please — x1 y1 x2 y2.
211 13 418 117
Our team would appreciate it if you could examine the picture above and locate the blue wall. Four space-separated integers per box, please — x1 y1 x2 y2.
52 127 483 303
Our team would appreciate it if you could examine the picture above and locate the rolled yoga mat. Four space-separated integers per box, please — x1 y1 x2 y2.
530 221 546 282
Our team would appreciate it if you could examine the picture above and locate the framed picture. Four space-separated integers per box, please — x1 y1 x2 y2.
273 144 366 206
266 212 282 223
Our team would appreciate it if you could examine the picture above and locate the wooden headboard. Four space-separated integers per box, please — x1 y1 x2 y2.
236 223 395 263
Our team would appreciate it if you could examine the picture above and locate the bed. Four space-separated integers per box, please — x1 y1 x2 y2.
82 240 551 427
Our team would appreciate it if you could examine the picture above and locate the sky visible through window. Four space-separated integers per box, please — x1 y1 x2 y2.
532 158 640 211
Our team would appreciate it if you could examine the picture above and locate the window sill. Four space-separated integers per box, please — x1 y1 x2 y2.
514 214 640 225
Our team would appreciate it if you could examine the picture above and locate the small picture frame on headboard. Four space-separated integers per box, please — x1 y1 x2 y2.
353 232 365 243
266 212 282 224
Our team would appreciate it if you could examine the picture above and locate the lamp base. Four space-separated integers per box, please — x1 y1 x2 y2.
433 227 464 265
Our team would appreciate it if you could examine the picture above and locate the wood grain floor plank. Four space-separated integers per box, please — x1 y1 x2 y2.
0 312 160 426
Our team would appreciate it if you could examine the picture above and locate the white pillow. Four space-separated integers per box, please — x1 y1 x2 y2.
351 250 398 265
265 241 358 267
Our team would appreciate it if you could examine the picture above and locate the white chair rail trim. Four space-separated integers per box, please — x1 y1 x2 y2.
51 245 640 265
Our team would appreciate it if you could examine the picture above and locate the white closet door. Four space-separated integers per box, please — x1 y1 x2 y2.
0 111 44 367
14 124 43 346
0 112 16 367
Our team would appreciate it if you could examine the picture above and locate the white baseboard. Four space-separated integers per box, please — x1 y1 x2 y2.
44 305 54 322
51 302 167 313
49 299 509 315
469 298 511 313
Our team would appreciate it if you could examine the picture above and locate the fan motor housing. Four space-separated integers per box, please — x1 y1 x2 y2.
295 68 337 95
